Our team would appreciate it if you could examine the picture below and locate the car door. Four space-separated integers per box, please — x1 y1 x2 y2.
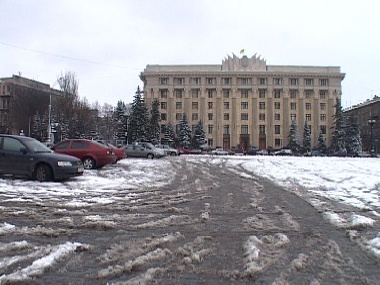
1 137 31 175
0 136 5 173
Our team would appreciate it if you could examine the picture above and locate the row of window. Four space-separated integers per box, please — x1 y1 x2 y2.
160 89 329 99
161 112 326 122
161 123 327 137
160 101 327 111
160 77 329 86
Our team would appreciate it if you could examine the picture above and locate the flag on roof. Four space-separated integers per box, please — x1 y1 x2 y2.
240 49 245 54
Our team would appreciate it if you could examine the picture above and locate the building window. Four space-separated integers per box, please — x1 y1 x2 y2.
176 113 183 120
305 103 312 110
161 113 167 120
241 113 248 120
159 77 168 85
208 89 215 98
206 77 216 84
241 102 248 109
305 90 313 98
191 89 199 98
191 77 200 85
258 78 267 85
274 102 281 109
305 78 313 86
223 89 230 98
320 125 326 134
290 114 297 121
160 89 168 98
259 102 266 109
274 89 281 98
320 114 327 121
290 78 298 85
224 102 230 109
240 78 250 85
241 89 249 98
192 102 198 109
160 102 167 109
224 113 230 120
290 102 297 110
305 114 312 121
192 113 198 121
259 113 265 120
320 79 328 86
175 77 184 85
320 103 326 110
259 125 265 135
290 89 297 98
208 102 213 109
274 78 282 85
275 138 281 147
223 77 231 85
208 113 213 120
320 90 327 99
208 125 213 134
175 89 183 98
259 89 266 98
208 138 213 147
176 102 182 109
274 113 281 120
224 125 230 134
161 124 166 133
275 125 281 134
241 125 249 135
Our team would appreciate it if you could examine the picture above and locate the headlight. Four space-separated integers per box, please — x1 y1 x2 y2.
58 161 73 167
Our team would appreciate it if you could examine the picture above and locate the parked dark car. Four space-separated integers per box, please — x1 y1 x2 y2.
97 140 127 162
0 134 84 181
51 139 116 169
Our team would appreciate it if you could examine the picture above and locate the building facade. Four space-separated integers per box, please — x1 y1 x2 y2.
344 96 379 153
0 75 62 136
140 54 345 151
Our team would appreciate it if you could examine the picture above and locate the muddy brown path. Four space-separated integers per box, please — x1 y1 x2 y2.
0 156 379 284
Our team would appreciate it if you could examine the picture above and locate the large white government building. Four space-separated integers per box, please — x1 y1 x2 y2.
139 54 345 151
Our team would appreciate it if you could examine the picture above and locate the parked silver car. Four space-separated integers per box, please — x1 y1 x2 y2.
155 144 179 156
123 143 165 159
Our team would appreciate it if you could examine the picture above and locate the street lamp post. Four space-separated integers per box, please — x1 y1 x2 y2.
368 118 376 153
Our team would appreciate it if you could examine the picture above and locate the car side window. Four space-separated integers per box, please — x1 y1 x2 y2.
54 141 70 150
3 137 25 152
72 141 89 149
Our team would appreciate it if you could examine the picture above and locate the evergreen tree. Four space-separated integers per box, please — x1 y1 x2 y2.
114 100 127 143
191 120 206 149
287 121 300 153
164 123 175 146
148 99 161 144
330 98 346 153
317 132 328 154
177 113 191 147
302 121 311 154
345 114 362 155
128 86 149 142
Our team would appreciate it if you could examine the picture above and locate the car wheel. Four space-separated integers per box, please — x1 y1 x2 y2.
147 153 154 159
34 164 53 182
83 157 96 169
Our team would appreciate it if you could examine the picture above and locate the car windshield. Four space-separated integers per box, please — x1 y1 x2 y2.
24 138 53 153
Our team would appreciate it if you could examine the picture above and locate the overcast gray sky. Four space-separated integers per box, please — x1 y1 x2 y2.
1 0 379 108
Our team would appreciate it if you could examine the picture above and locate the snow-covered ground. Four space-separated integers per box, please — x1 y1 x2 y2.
0 155 379 283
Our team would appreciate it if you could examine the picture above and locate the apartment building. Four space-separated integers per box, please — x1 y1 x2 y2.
344 96 379 153
0 75 62 136
140 54 345 150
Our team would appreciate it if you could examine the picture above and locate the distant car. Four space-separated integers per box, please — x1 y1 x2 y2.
52 139 116 169
0 134 84 181
97 140 127 162
256 149 269 155
246 147 258 155
123 143 165 159
155 144 179 156
274 149 293 156
177 147 192 155
211 148 229 155
310 150 326 157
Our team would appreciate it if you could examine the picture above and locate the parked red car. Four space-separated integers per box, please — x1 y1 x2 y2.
52 139 116 169
97 141 127 162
